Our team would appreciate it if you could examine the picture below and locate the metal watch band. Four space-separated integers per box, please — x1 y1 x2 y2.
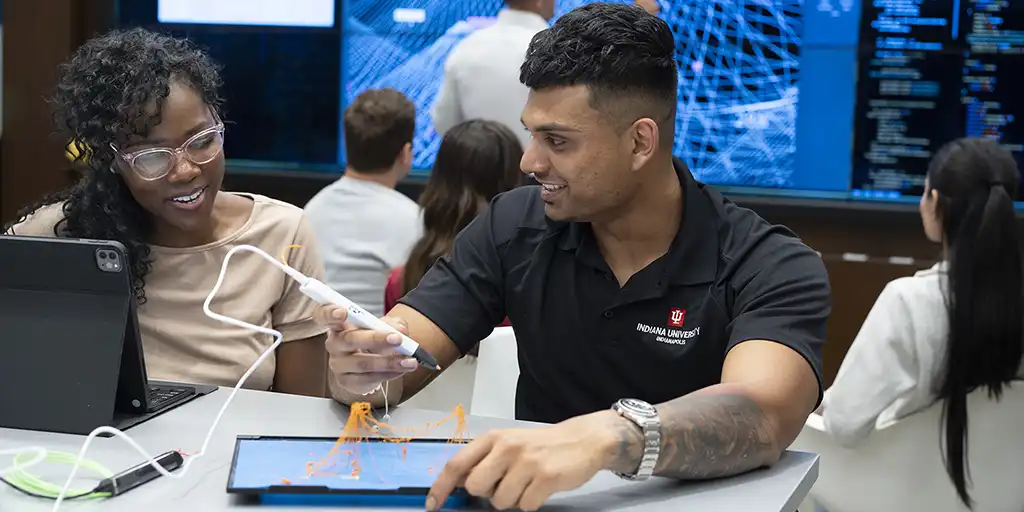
611 399 661 481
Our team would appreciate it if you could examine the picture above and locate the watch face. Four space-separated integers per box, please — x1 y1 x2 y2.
619 398 657 417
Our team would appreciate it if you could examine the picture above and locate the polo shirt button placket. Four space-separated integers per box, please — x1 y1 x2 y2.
603 310 614 319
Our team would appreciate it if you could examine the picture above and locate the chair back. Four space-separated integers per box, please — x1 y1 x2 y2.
790 383 1024 512
398 356 477 413
469 327 519 419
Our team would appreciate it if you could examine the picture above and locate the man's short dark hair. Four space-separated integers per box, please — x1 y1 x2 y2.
520 3 677 139
343 88 415 173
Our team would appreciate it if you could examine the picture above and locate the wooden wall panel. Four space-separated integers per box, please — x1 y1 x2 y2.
818 260 927 386
0 0 114 223
757 203 939 387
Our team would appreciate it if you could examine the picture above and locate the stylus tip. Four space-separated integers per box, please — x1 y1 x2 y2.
412 346 440 371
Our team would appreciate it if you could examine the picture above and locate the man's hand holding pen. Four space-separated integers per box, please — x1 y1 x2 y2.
315 306 419 396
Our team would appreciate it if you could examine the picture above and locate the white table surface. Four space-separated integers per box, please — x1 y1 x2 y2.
0 388 818 511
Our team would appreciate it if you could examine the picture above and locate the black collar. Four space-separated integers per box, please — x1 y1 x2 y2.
557 158 720 286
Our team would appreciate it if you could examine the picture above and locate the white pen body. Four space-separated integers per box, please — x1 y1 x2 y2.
298 278 421 357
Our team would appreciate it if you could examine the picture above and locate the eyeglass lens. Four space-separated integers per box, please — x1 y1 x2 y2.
133 130 223 179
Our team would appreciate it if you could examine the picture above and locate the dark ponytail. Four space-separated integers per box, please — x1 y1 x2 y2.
401 120 524 295
928 137 1023 508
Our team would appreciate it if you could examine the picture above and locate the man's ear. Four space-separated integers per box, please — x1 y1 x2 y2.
629 118 659 171
399 142 413 167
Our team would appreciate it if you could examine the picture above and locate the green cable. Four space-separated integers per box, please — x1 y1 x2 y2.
2 450 113 500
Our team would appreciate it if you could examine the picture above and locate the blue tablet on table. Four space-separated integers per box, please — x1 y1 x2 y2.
226 435 472 508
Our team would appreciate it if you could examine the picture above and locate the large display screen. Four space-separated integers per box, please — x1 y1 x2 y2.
342 0 860 195
340 0 635 170
342 0 505 170
117 0 1024 207
157 0 336 27
118 1 343 169
849 0 1024 203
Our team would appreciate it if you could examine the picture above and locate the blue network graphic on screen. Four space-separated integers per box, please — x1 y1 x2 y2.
343 0 501 171
343 0 861 190
669 1 801 187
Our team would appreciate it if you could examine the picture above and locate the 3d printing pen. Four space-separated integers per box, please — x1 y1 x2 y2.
299 278 440 370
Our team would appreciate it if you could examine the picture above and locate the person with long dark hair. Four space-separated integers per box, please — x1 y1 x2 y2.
822 137 1024 507
4 28 328 397
383 119 523 320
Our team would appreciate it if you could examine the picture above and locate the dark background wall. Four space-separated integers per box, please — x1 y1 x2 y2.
1 0 951 388
1 0 115 221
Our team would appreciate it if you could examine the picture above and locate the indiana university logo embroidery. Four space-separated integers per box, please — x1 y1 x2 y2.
668 308 686 327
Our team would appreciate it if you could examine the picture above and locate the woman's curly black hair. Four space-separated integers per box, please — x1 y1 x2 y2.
4 28 225 304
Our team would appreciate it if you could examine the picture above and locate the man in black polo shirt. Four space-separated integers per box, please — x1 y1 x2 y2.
317 3 829 511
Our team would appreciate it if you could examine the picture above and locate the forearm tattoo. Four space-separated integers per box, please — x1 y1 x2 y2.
613 391 779 479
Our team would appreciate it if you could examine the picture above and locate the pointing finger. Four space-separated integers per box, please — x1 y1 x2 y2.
427 435 496 511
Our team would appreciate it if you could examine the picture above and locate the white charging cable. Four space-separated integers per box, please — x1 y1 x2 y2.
35 244 314 511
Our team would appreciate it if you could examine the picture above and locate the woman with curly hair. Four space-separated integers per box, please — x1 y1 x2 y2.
4 28 328 396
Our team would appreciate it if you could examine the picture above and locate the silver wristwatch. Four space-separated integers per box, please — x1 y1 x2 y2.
610 398 661 481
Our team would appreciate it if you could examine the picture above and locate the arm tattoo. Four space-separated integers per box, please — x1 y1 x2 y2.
612 391 779 480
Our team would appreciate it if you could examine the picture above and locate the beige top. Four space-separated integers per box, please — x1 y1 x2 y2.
5 193 328 390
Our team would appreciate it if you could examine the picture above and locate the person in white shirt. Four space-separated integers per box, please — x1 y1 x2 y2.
821 137 1024 507
430 0 554 150
305 88 423 318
